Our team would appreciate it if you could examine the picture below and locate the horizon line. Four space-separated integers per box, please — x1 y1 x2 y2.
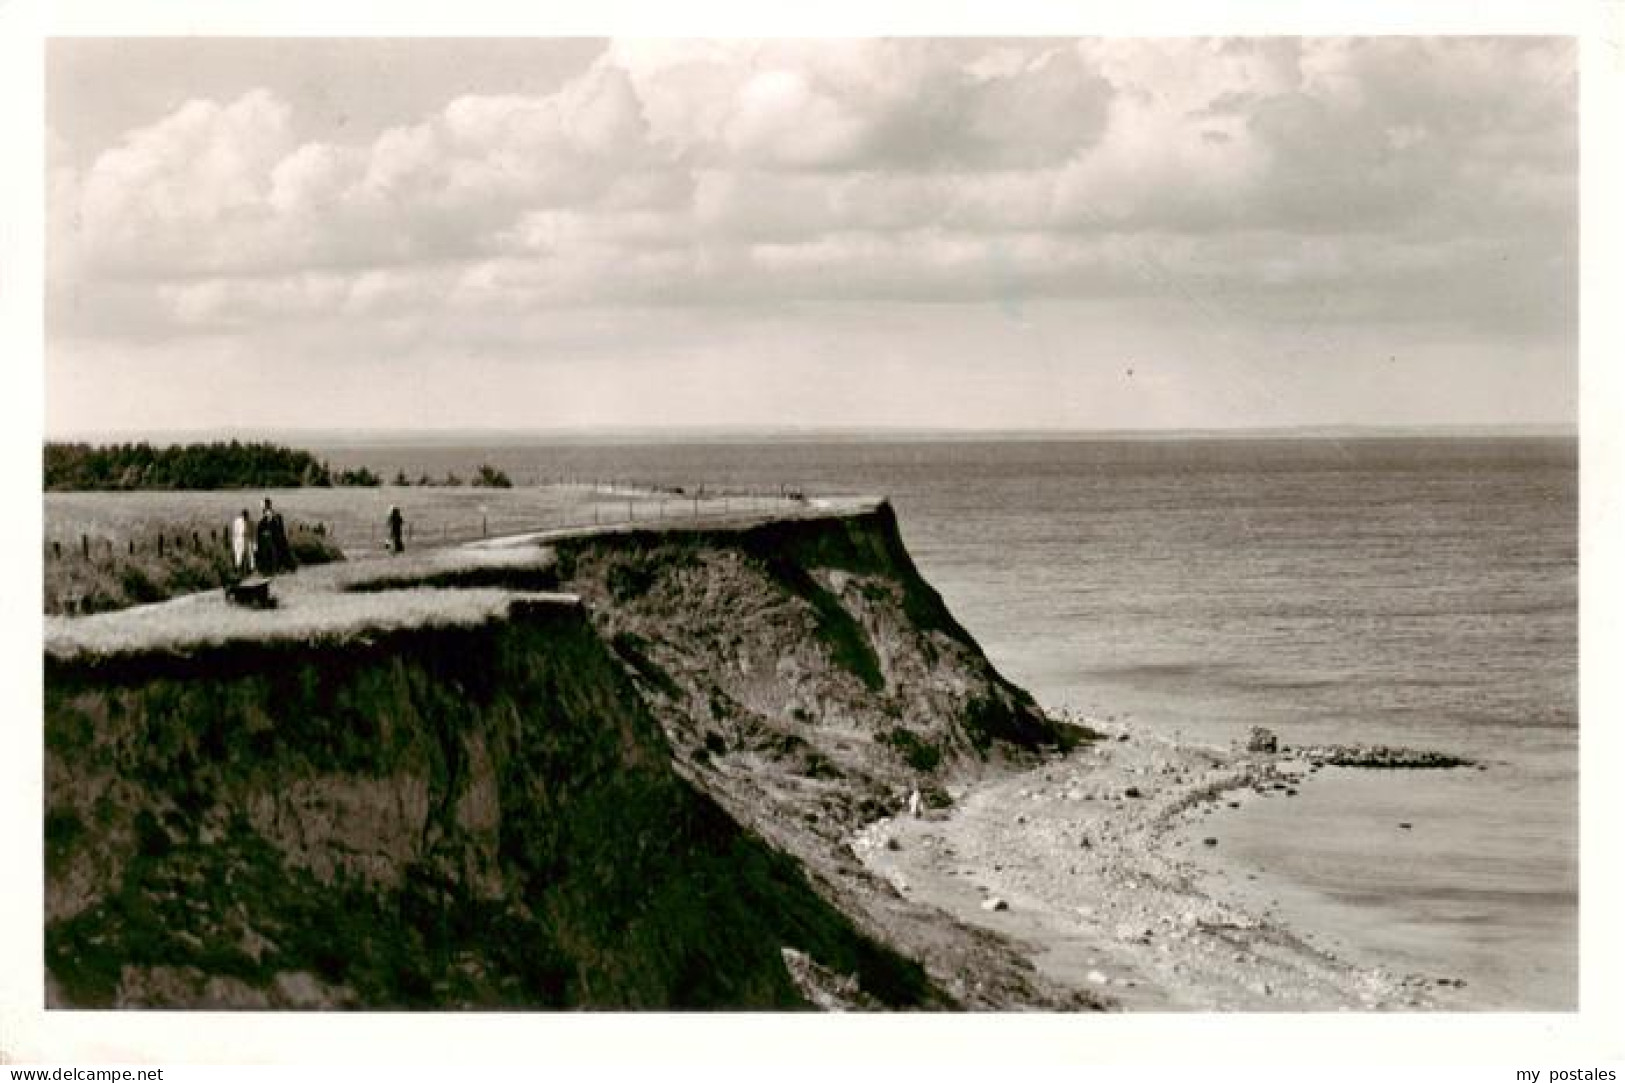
41 422 1580 445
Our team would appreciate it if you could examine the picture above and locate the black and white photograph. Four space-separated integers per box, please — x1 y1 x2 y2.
4 2 1622 1074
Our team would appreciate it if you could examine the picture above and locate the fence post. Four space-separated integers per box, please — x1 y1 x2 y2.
128 540 134 555
81 534 89 559
53 541 61 560
157 534 164 557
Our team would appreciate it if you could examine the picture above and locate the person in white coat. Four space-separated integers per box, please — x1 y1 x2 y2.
231 508 254 577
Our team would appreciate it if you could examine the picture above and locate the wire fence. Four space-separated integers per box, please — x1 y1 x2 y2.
46 526 236 564
321 490 814 555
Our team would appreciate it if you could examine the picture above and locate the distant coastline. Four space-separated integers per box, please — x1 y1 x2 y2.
42 424 1581 448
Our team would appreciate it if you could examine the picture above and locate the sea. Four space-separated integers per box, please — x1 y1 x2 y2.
312 435 1579 1008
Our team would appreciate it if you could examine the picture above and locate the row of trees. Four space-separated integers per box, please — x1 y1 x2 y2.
390 465 514 489
44 441 516 492
46 441 335 491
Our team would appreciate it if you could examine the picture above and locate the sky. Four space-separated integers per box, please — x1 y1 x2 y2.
43 36 1578 436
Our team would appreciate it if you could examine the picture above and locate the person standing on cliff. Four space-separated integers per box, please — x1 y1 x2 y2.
231 508 254 577
387 505 405 555
256 497 294 575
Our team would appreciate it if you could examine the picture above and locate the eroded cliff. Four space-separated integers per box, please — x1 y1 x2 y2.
44 501 1092 1009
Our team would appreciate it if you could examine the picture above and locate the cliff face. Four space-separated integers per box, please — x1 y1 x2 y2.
43 502 1083 1010
551 503 1072 848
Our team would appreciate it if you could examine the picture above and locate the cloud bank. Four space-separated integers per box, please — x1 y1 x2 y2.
46 37 1577 432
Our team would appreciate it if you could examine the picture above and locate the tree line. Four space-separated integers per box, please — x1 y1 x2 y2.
46 441 349 491
45 441 514 491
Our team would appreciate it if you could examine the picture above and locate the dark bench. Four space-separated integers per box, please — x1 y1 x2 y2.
225 576 275 609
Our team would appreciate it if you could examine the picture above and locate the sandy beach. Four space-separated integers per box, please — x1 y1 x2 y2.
851 721 1559 1011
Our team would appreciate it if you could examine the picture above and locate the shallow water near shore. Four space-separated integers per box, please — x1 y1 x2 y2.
1169 756 1578 1008
313 435 1579 1009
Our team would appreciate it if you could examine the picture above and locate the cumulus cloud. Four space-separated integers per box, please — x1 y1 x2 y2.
606 38 1113 171
48 37 1576 368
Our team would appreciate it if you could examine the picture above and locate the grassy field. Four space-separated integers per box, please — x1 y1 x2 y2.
45 485 801 554
42 484 805 614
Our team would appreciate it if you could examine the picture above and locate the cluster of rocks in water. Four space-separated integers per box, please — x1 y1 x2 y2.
1244 727 1471 769
1245 726 1280 753
1294 744 1473 769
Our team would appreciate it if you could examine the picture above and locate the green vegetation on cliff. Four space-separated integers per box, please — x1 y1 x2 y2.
46 600 938 1009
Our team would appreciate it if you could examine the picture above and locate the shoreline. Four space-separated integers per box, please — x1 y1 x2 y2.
852 721 1514 1011
1167 750 1578 1011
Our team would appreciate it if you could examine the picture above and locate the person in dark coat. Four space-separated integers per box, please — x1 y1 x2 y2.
254 501 274 573
387 505 405 554
257 497 295 574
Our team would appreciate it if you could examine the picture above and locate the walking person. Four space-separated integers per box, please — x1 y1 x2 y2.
387 505 405 555
231 508 254 577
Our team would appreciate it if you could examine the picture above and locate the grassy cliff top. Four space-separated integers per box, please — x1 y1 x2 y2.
465 495 885 551
44 579 580 662
43 501 886 662
331 545 558 592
